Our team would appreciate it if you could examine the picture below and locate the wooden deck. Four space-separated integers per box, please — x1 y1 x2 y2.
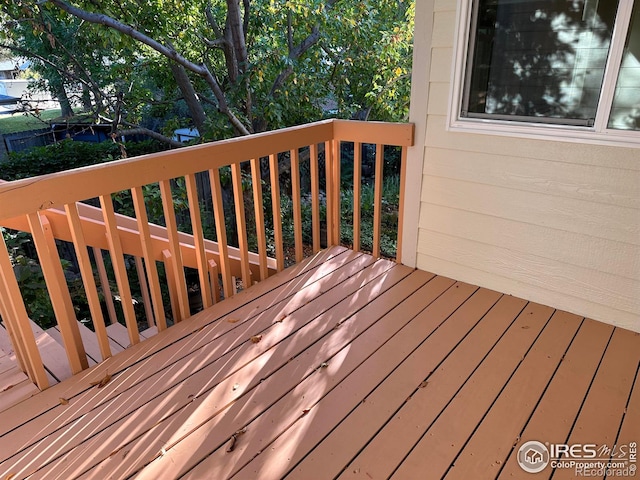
0 246 638 479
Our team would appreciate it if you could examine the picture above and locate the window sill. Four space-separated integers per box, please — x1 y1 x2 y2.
448 117 640 149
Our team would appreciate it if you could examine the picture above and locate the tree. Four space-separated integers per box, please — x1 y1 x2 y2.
1 0 414 144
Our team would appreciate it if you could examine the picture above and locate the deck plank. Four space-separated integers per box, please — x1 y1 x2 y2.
444 310 583 479
552 327 640 480
184 278 475 480
613 363 639 468
497 318 614 479
0 376 38 414
1 319 67 385
3 253 397 478
106 322 157 348
287 291 525 480
50 321 125 364
0 247 636 480
0 348 15 376
79 261 420 480
236 286 502 480
382 302 554 480
0 246 350 437
0 248 368 471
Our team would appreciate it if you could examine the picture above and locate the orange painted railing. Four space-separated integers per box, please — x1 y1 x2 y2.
0 119 413 390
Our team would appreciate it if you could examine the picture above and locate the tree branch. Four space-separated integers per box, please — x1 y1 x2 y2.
0 42 95 92
287 10 293 53
242 0 250 42
269 26 321 97
47 0 251 135
117 127 185 147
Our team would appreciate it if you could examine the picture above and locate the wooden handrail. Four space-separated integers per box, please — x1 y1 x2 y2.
0 201 276 279
0 119 414 391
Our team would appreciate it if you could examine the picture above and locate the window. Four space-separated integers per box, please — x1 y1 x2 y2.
452 0 639 142
608 5 639 130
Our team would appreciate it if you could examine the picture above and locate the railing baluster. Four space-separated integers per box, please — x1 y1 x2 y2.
372 144 384 258
209 168 234 298
250 158 269 281
65 203 112 360
162 249 180 322
332 139 341 246
290 148 303 263
92 247 118 325
27 212 88 373
396 146 408 264
353 142 362 252
134 256 155 329
309 143 321 253
158 180 190 321
0 233 49 389
269 154 285 272
99 195 140 344
185 174 213 309
0 291 25 373
207 258 221 303
231 163 252 289
131 186 167 331
324 141 334 247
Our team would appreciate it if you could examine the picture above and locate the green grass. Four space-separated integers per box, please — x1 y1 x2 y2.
0 109 64 134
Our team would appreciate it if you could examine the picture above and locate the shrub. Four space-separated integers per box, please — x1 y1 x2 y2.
1 139 167 181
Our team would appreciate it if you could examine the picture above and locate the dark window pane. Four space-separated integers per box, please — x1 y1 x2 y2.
464 0 619 125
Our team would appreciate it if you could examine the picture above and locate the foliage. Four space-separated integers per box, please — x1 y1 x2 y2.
0 0 414 144
0 138 166 180
0 228 94 329
339 174 400 257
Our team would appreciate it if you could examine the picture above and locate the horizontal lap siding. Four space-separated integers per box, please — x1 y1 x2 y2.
414 2 640 331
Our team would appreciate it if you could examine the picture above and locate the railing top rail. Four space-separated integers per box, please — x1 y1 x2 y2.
332 120 414 146
0 119 413 221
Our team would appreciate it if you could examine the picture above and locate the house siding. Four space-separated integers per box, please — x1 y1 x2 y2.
411 0 640 331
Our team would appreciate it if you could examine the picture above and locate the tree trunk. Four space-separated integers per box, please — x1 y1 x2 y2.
81 84 93 111
169 61 207 134
52 76 74 118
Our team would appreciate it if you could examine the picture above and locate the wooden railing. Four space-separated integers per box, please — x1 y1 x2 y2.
0 119 414 390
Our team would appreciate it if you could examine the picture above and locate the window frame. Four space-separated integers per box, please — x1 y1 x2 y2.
448 0 639 147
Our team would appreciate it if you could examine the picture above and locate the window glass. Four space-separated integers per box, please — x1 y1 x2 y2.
608 5 639 130
463 0 619 125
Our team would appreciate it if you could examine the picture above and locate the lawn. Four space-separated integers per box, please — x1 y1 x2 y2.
0 109 64 134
